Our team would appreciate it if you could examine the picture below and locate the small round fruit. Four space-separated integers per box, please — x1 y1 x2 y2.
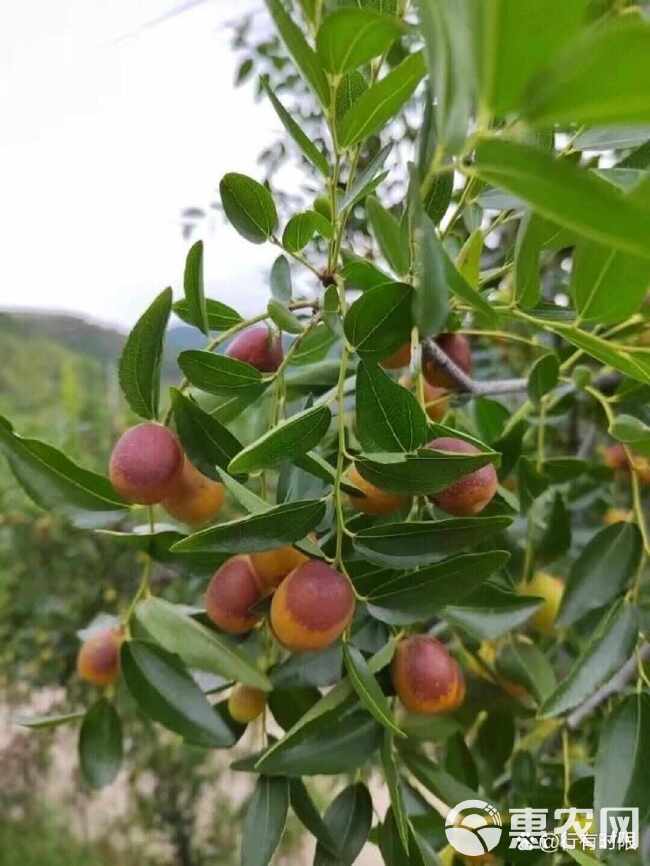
77 627 123 686
109 423 183 504
162 459 225 526
226 325 283 372
602 443 628 471
228 684 267 723
270 560 355 651
346 465 409 516
250 546 309 592
424 333 472 389
422 381 449 422
519 571 564 636
426 437 498 517
603 508 633 526
381 342 411 370
205 556 263 635
392 635 465 715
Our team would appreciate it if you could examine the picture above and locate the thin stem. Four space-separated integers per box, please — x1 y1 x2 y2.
562 728 571 807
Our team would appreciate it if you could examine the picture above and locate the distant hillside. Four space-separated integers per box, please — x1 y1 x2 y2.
0 309 205 378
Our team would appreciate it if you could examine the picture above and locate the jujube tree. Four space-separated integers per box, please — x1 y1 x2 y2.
4 0 650 863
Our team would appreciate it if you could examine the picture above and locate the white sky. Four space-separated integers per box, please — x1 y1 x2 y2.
0 0 293 330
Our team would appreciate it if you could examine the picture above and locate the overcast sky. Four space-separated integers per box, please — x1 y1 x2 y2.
0 0 293 330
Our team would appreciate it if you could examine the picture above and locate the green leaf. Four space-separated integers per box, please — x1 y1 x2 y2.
0 419 127 528
542 324 650 386
118 287 172 419
261 641 395 766
314 784 372 866
610 414 650 457
340 143 392 211
538 492 571 566
267 300 304 335
171 499 326 554
341 253 392 291
367 195 410 275
271 646 343 689
183 240 209 335
288 324 338 366
409 168 449 337
524 18 650 128
473 138 650 260
215 466 269 514
443 584 543 640
477 0 589 116
178 350 264 396
78 699 122 790
241 776 289 866
355 445 499 495
473 397 509 445
228 406 332 475
265 0 330 107
336 70 370 121
317 8 401 73
495 640 556 704
423 167 454 226
594 692 650 821
270 255 292 303
344 282 414 359
135 597 271 691
338 52 426 148
541 602 638 718
566 853 604 866
261 79 329 177
121 640 238 747
98 526 226 578
16 711 85 729
558 523 642 627
343 643 404 737
355 517 511 568
174 297 243 332
283 211 320 253
171 389 242 479
514 213 572 308
528 353 559 403
249 705 383 776
219 173 278 244
289 779 339 858
368 550 510 623
416 0 474 153
268 688 321 732
356 361 429 454
401 751 480 809
572 242 650 326
381 734 410 855
441 241 496 322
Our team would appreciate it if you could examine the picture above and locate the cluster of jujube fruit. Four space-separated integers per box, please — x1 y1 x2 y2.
74 325 513 719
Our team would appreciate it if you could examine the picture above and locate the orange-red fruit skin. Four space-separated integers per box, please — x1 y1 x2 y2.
162 459 225 526
392 635 465 715
270 561 355 652
250 546 309 592
422 382 449 422
424 333 472 389
426 436 498 517
346 465 408 516
226 325 283 372
228 684 267 724
77 627 124 686
205 556 262 635
109 423 184 505
381 342 411 370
